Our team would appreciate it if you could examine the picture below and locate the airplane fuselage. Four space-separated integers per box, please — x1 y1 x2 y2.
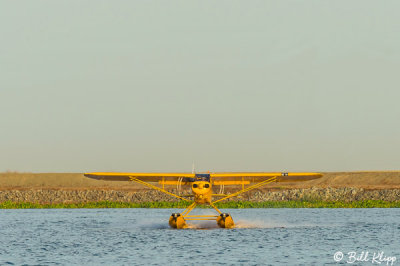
191 174 212 204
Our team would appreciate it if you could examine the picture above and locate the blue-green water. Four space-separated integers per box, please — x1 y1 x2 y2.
0 208 399 265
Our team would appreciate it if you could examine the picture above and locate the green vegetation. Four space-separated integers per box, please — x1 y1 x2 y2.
1 200 400 209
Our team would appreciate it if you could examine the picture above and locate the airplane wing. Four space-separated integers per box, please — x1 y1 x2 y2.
85 172 322 184
210 172 322 185
84 172 195 182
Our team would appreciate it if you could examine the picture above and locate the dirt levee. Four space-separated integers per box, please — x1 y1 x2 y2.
273 171 400 189
0 173 139 190
1 171 399 190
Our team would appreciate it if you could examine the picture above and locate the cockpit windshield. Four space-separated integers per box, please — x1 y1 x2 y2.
195 174 210 182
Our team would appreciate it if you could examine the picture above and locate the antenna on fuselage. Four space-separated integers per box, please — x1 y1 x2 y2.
192 161 195 174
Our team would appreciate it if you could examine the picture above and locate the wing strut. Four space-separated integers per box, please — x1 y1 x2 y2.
212 176 277 204
129 176 190 202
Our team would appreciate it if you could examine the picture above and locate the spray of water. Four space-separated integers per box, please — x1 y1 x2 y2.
136 218 324 230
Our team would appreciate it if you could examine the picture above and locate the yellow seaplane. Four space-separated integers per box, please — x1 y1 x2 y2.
84 171 322 229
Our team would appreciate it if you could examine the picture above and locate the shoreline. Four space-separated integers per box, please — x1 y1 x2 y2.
1 200 400 209
1 187 400 203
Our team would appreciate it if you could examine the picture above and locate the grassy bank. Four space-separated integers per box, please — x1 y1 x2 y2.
1 200 400 209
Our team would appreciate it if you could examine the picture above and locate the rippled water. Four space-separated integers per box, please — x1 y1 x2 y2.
0 208 399 265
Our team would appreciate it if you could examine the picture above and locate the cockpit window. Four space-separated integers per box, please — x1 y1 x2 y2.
195 174 210 182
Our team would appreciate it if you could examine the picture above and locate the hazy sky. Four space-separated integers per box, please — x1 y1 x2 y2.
1 1 399 173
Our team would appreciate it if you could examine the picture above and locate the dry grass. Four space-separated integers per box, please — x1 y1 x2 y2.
0 171 399 191
270 171 400 189
0 173 141 190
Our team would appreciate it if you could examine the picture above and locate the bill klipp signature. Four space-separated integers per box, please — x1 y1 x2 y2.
334 251 397 265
